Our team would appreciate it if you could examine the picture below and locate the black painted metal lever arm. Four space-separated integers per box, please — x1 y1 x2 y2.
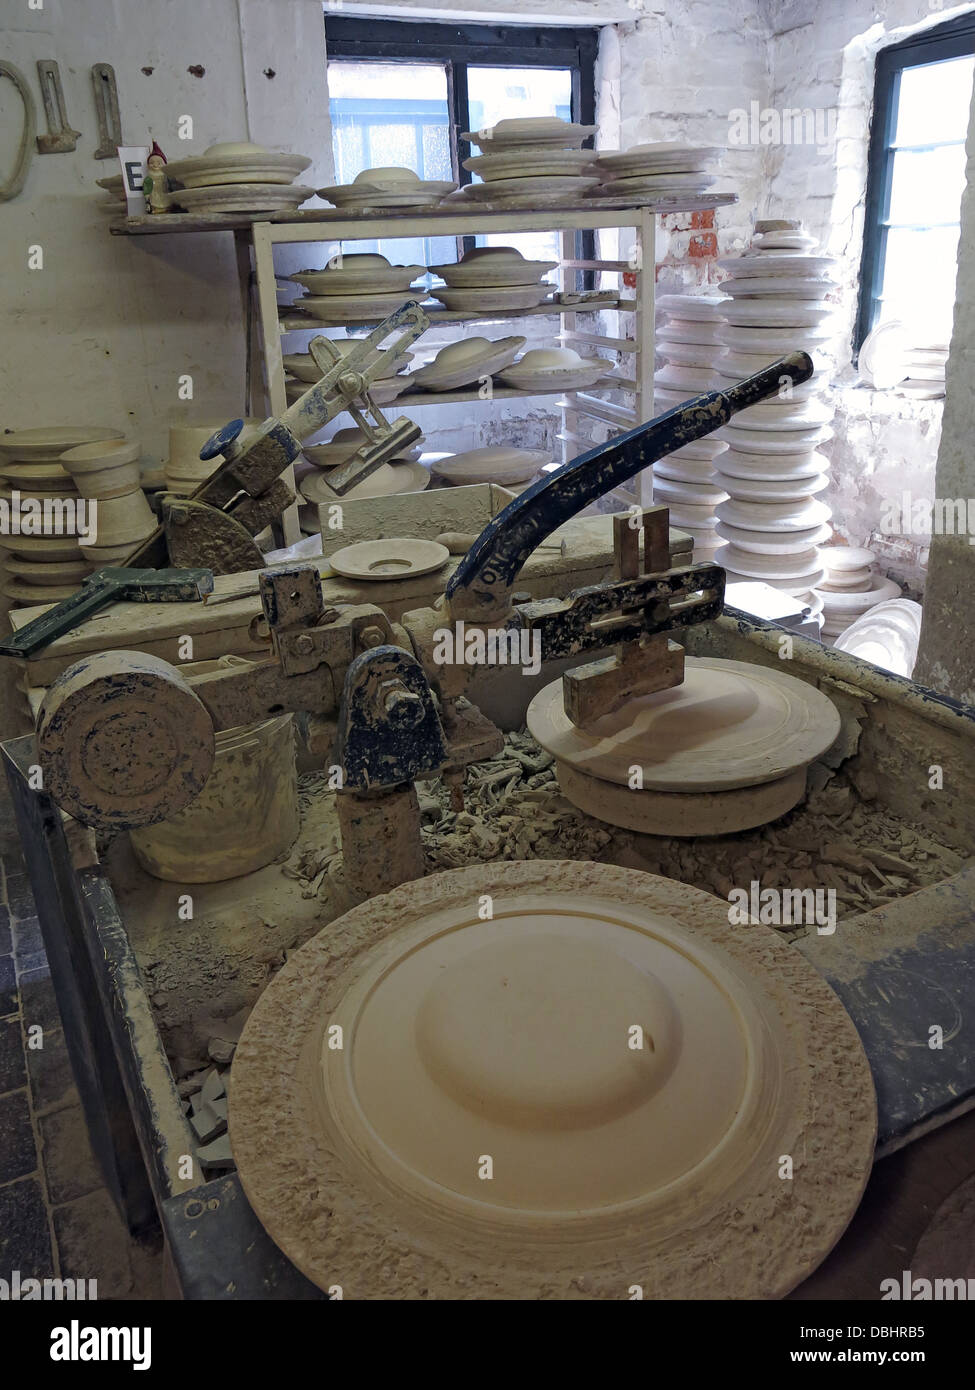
445 351 814 620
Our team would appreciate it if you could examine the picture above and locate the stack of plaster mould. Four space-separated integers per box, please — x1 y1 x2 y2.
710 221 839 621
0 427 122 610
651 293 730 561
815 546 902 642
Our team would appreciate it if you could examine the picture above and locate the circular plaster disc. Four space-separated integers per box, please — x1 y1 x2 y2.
526 656 840 793
37 650 215 830
556 759 810 835
231 861 876 1299
328 537 449 581
821 546 876 572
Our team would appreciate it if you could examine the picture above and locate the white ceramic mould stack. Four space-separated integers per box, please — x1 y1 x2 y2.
711 221 839 618
651 293 730 562
814 546 902 642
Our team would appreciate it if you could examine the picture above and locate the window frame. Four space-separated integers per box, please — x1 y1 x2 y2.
856 13 975 356
323 16 599 264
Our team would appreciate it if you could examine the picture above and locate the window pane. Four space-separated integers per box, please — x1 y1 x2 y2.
879 224 961 344
326 59 456 269
894 54 974 146
887 142 968 225
466 65 573 133
467 66 574 265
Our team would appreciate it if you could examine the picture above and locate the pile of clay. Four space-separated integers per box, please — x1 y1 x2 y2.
413 730 965 931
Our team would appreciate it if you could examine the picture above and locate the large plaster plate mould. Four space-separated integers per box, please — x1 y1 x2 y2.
0 426 123 462
231 859 875 1300
174 183 314 213
462 117 596 150
411 335 526 391
429 247 557 288
166 143 311 188
300 460 429 502
464 149 597 181
431 446 549 486
433 284 552 313
460 174 599 201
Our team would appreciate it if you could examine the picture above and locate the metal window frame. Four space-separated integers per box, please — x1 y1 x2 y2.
855 13 975 355
323 15 599 272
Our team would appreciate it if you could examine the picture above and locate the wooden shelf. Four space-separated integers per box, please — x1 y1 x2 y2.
278 297 632 332
285 377 630 410
109 193 737 239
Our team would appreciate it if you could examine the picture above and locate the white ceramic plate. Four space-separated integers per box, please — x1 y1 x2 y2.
464 150 598 181
432 285 553 312
657 293 728 320
282 347 412 383
722 275 836 300
717 254 836 279
720 300 835 328
714 425 833 454
715 470 829 503
821 546 876 573
0 426 123 462
289 267 423 296
432 447 550 486
173 183 314 213
598 172 717 194
295 291 419 322
596 143 720 175
460 174 600 200
329 537 449 581
718 448 829 480
715 521 832 554
300 460 429 502
717 497 831 533
166 151 311 187
462 119 596 151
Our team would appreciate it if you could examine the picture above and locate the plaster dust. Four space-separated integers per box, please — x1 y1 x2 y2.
102 730 966 1094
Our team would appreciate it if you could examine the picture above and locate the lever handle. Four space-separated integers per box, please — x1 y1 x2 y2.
446 352 814 620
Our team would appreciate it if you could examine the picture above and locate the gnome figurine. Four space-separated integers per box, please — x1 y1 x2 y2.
144 140 170 213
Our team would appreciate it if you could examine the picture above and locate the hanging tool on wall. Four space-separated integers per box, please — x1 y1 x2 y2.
0 61 36 200
35 60 81 153
91 62 122 159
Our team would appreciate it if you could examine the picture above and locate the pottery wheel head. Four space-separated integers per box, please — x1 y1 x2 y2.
38 651 215 830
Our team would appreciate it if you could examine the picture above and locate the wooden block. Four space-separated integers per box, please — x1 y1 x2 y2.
563 636 685 729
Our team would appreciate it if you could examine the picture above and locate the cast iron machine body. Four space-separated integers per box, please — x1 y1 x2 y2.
27 352 814 898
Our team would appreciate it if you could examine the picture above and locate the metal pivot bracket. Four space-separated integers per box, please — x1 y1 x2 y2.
514 540 724 666
91 62 122 159
36 60 80 153
334 645 449 901
126 304 430 570
559 507 689 728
